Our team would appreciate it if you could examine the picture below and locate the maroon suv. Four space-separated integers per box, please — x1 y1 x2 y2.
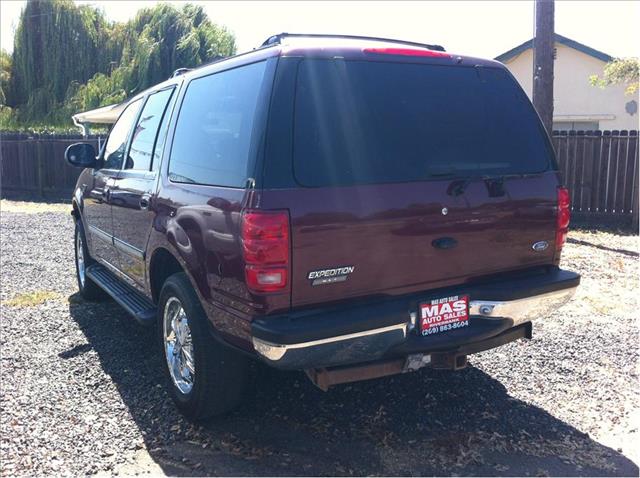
66 34 579 420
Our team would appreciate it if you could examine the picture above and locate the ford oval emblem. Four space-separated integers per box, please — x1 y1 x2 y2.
532 240 549 252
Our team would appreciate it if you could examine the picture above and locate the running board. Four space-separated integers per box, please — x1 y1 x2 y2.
85 264 156 326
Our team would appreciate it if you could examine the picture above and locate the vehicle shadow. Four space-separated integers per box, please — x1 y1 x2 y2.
566 237 639 257
66 296 639 477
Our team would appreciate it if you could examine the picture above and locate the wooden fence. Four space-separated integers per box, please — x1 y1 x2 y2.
1 130 638 228
551 130 638 228
0 133 101 198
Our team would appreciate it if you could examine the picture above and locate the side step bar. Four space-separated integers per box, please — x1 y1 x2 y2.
85 264 156 326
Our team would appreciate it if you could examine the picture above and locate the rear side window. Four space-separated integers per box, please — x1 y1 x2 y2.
293 60 552 187
169 61 267 187
126 88 175 171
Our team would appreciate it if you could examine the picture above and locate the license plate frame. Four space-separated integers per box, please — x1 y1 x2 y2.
419 294 470 337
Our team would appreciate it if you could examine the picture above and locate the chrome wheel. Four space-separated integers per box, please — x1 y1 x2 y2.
163 297 195 394
76 231 86 288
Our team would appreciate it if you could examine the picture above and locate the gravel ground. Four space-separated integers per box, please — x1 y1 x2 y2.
1 201 638 477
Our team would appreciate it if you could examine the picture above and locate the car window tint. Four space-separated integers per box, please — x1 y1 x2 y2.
151 88 178 172
126 88 175 171
169 61 267 187
102 99 142 170
293 60 553 187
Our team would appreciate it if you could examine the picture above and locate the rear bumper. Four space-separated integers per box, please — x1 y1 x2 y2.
251 267 579 370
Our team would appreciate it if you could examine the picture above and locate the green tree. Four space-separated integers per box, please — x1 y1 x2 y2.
590 58 640 95
0 49 11 105
8 0 114 117
3 0 236 128
68 3 235 112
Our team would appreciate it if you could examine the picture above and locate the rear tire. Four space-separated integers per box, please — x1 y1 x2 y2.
74 220 106 301
158 273 250 421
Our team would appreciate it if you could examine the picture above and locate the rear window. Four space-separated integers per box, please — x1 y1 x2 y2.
293 60 552 187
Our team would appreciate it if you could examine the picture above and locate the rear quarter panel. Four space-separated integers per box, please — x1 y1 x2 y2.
145 54 280 350
148 181 283 350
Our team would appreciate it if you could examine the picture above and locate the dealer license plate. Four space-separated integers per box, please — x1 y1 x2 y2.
419 295 469 336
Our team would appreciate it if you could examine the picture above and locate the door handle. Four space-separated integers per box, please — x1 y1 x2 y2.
432 237 458 250
139 195 151 210
102 187 111 202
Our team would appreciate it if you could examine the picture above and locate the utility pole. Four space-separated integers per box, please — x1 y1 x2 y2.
533 0 555 136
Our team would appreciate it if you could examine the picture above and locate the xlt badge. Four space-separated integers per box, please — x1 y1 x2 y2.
308 266 355 286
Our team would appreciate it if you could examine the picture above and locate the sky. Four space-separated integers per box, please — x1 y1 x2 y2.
1 0 639 60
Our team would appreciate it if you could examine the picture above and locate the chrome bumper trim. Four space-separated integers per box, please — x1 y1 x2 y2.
252 286 578 363
252 322 408 361
469 287 578 326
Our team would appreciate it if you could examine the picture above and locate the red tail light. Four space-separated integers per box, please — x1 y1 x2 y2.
363 47 451 58
556 187 571 251
242 210 289 293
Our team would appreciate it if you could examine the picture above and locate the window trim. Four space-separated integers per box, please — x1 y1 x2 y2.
150 86 179 172
166 59 270 190
552 120 600 131
121 85 176 173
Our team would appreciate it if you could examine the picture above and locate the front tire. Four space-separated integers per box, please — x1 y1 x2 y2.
74 220 106 301
158 273 250 421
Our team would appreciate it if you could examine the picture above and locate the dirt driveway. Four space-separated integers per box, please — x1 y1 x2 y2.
1 200 638 476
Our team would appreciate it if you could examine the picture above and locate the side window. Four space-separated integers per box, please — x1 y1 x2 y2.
151 88 178 172
126 88 175 171
169 61 267 187
103 99 142 170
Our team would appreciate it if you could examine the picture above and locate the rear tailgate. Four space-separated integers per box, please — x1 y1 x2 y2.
263 55 560 309
282 174 558 308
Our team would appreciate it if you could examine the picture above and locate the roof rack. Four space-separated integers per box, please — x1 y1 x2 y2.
261 33 445 52
171 67 192 78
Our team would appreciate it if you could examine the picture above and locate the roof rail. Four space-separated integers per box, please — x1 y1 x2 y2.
261 33 445 52
171 67 191 78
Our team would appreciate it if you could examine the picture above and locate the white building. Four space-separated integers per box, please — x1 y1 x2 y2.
496 34 639 131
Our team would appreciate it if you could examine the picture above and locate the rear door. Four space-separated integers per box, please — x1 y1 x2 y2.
111 86 177 285
268 58 559 308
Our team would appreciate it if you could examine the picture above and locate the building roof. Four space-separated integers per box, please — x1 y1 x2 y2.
72 102 128 125
495 33 613 63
